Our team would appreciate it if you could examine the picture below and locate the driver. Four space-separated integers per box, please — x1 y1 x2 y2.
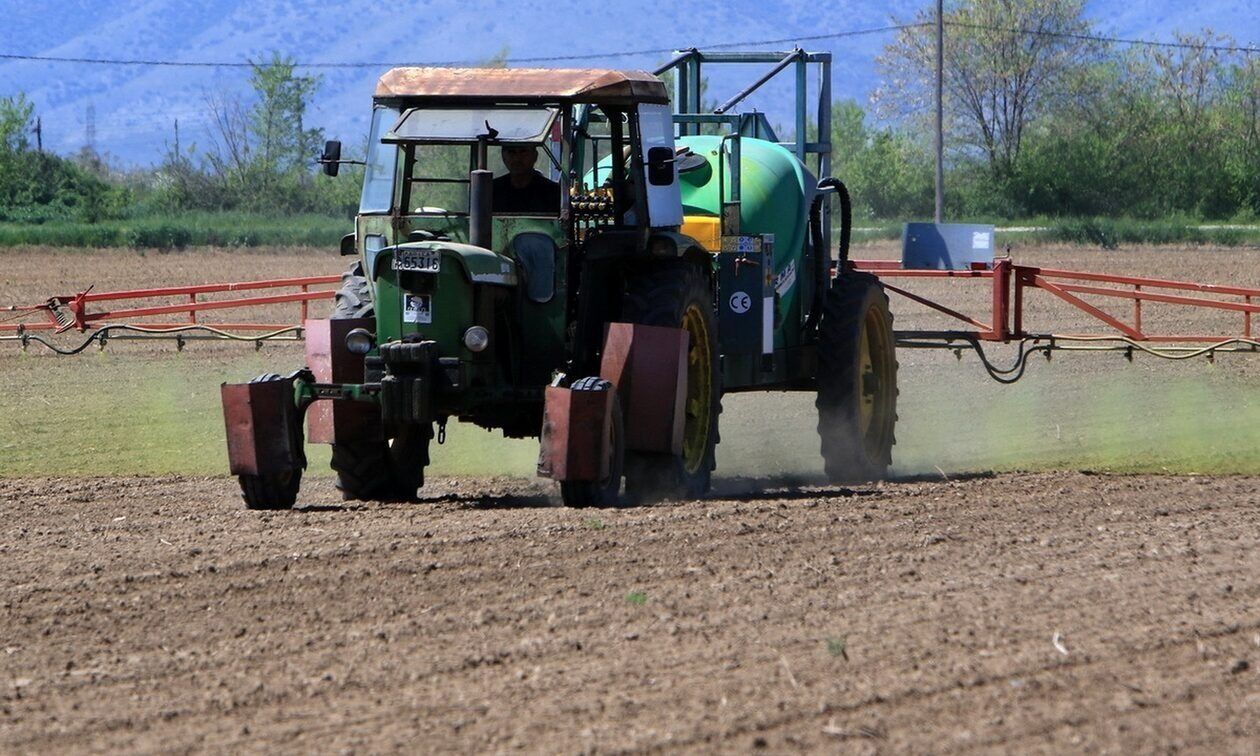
493 145 561 214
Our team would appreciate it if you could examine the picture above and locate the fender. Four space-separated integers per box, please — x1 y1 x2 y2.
648 230 707 259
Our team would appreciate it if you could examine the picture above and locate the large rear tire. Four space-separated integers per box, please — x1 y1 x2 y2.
327 261 431 501
330 425 431 502
558 377 625 508
622 258 721 501
816 272 898 482
331 261 374 319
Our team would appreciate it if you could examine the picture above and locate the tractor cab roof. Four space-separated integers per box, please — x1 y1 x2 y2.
374 67 668 106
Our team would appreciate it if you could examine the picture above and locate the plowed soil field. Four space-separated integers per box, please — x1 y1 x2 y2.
2 243 1258 752
3 473 1258 752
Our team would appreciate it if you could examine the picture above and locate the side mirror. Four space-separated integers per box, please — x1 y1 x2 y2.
321 140 342 177
646 146 674 186
339 232 356 256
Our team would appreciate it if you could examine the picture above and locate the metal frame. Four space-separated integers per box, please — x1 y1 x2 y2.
2 275 339 339
849 258 1260 349
654 49 832 248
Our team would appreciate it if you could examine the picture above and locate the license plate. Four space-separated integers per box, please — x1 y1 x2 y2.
392 248 441 273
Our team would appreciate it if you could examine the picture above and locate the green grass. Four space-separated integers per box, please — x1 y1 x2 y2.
625 592 648 605
0 212 350 249
1025 218 1260 248
716 360 1260 478
826 636 849 660
1 211 1255 250
1 343 1257 480
0 347 539 477
848 218 1260 248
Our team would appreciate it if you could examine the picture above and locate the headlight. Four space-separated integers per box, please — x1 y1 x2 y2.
345 327 375 355
462 326 490 352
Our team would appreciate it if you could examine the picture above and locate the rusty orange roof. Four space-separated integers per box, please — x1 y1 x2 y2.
374 67 668 103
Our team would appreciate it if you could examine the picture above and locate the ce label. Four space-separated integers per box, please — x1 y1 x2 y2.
729 291 752 314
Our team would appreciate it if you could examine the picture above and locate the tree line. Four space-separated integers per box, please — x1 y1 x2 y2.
836 0 1258 222
0 53 362 225
0 1 1256 228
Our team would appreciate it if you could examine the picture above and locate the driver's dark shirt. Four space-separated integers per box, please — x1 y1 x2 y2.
493 171 561 214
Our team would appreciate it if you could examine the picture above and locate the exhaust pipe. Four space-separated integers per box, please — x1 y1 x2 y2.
469 169 493 250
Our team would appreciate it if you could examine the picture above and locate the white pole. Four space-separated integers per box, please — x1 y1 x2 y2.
934 0 945 223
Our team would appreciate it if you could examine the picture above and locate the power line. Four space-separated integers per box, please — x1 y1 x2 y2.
944 21 1259 54
1 22 1255 70
0 24 925 69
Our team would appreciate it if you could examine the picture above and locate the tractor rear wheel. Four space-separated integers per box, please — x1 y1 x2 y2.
815 272 898 482
622 258 721 501
559 377 625 507
237 373 303 510
327 260 431 501
331 260 373 319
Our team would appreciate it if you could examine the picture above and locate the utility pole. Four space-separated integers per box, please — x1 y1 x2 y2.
934 0 945 223
174 118 180 161
34 117 42 152
85 103 96 152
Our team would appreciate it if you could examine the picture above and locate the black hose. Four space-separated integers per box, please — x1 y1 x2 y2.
817 178 851 267
806 178 851 332
9 324 303 355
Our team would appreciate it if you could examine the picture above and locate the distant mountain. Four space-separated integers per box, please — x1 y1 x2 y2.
0 0 1252 166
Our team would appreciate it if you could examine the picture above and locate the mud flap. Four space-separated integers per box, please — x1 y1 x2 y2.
304 318 382 444
221 378 305 477
537 384 616 482
599 322 688 455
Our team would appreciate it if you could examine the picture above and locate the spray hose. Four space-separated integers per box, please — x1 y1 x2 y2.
2 324 304 355
900 333 1260 385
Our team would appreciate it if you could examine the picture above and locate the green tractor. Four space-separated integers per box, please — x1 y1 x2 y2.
220 51 897 508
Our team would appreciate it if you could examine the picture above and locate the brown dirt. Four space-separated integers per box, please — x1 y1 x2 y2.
2 244 1259 751
2 472 1258 752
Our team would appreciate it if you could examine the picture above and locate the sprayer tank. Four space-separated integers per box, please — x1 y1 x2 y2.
675 135 817 340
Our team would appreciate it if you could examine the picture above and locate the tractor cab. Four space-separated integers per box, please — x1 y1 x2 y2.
336 67 684 271
321 68 693 400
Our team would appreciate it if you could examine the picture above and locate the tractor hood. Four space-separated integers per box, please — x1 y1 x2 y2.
380 241 518 287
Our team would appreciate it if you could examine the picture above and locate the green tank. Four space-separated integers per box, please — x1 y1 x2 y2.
675 134 817 341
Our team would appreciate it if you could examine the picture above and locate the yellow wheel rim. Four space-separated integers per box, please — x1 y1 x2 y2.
681 303 713 474
858 306 895 460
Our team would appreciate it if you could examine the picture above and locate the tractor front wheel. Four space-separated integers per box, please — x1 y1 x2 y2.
239 469 302 510
816 272 898 482
237 373 303 510
559 377 625 507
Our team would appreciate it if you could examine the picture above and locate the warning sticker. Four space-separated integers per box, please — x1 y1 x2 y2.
774 259 797 296
403 294 432 324
728 291 752 314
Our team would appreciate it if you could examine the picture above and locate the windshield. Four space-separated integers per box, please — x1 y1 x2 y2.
360 106 399 213
406 144 472 214
387 107 558 143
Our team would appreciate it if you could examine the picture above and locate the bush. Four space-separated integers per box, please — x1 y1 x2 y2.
127 223 194 250
0 212 350 249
